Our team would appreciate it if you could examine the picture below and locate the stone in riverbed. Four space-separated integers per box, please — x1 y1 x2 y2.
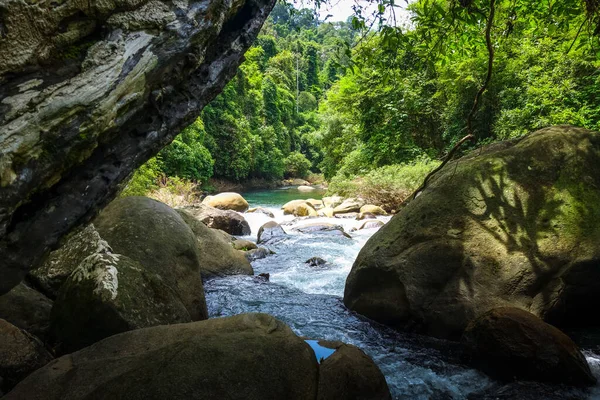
202 192 249 212
0 283 52 342
6 314 391 400
305 257 327 267
294 223 351 238
0 319 53 393
257 221 287 245
247 207 275 218
333 198 365 214
175 210 253 278
462 308 596 386
360 205 387 215
232 239 258 251
180 204 251 236
357 220 385 230
323 196 344 209
282 200 318 217
298 185 316 192
318 207 335 218
306 198 324 209
245 248 272 262
344 126 600 339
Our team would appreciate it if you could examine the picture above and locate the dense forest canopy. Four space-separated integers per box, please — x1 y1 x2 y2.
125 0 600 203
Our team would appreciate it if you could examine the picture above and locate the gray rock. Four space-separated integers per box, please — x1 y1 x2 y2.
305 257 327 267
0 283 52 342
245 248 272 262
247 207 275 218
0 0 276 295
294 223 351 238
257 221 287 245
181 204 251 236
0 319 53 393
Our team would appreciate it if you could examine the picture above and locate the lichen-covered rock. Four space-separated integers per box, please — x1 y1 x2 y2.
29 225 110 298
93 197 207 321
344 126 600 338
316 341 391 400
202 192 249 212
176 209 253 277
0 319 53 393
51 252 191 353
257 221 287 245
0 0 276 295
0 283 52 342
180 204 251 236
462 308 596 386
282 200 318 217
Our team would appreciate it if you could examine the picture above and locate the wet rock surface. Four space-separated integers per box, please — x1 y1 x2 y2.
181 204 251 236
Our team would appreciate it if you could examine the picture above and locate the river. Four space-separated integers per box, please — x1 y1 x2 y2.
203 187 600 399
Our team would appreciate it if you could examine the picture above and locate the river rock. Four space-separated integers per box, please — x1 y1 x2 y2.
181 204 251 236
232 240 258 251
333 198 365 214
282 200 318 217
306 198 325 209
257 222 287 245
176 210 253 278
298 185 316 192
0 0 276 296
51 253 192 353
0 283 52 342
323 196 344 209
306 257 327 267
294 223 351 238
0 319 53 393
334 212 359 219
245 248 272 262
202 193 249 212
357 220 385 230
316 341 392 400
462 308 596 386
360 205 387 215
344 126 600 338
356 212 378 220
247 207 275 218
318 207 335 218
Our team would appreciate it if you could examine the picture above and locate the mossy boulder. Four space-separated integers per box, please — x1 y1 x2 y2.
0 283 52 342
360 205 387 216
0 319 53 393
462 307 596 386
6 314 390 400
93 197 207 321
344 126 600 339
180 204 251 236
202 192 249 212
176 209 253 277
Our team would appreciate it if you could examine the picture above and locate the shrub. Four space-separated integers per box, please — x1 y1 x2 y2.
284 151 312 178
121 158 162 197
327 156 441 212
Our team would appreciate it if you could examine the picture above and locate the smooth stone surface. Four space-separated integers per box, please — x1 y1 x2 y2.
293 223 351 238
247 207 275 218
202 193 249 212
257 221 287 245
0 283 52 342
462 308 596 386
360 205 387 215
282 200 318 217
180 204 251 236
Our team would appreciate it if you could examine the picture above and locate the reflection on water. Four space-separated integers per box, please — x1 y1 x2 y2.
205 187 600 399
305 340 337 364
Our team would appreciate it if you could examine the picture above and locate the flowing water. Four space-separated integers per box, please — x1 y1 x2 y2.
203 187 600 399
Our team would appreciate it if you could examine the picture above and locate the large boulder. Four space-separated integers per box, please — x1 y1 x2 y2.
282 200 318 217
0 0 276 295
315 341 391 400
202 192 249 212
298 185 315 192
181 204 251 236
257 221 287 245
344 126 600 338
0 283 52 342
5 314 392 400
0 319 53 393
462 308 596 386
177 209 253 277
360 205 387 216
247 207 275 218
323 196 343 209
